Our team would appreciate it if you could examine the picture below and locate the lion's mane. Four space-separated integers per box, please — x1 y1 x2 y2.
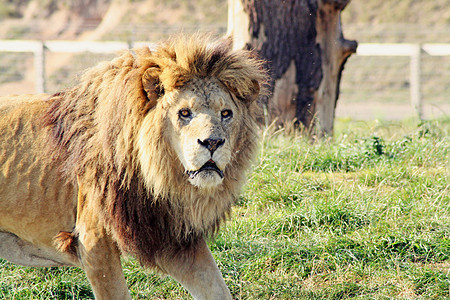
46 35 267 267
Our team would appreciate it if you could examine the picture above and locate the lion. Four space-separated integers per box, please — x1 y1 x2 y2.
0 34 267 299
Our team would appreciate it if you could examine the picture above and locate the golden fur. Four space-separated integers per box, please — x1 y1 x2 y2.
0 34 267 298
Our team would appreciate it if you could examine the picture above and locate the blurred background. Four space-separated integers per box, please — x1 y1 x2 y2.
0 0 448 120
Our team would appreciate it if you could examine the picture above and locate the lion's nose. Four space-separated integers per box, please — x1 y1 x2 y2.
198 138 225 154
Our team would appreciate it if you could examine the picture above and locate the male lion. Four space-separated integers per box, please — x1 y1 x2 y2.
0 35 267 299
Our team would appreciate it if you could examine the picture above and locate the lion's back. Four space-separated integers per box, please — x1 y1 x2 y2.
0 94 47 113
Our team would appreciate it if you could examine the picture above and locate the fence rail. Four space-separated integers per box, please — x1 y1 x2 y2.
0 40 155 94
0 40 449 119
354 43 450 119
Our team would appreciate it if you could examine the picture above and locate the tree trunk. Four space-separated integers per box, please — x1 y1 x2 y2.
227 0 357 136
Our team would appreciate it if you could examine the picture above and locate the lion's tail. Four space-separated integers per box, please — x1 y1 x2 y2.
54 231 78 257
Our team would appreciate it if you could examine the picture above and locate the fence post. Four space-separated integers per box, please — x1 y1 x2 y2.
34 41 46 94
410 44 422 120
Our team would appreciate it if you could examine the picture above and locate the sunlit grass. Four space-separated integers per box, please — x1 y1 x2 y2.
1 117 449 299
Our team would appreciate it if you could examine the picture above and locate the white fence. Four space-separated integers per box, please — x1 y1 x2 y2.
355 43 450 119
0 40 449 119
0 40 155 95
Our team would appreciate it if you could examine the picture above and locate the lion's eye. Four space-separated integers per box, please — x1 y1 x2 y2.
179 109 192 119
221 109 233 119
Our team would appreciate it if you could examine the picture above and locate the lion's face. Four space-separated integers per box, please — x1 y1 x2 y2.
164 78 241 189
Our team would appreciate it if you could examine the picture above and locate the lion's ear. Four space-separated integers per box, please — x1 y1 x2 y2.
228 79 261 106
142 67 164 107
246 79 261 104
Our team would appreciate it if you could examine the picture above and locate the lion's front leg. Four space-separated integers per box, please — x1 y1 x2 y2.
76 219 131 300
157 238 232 300
74 184 131 300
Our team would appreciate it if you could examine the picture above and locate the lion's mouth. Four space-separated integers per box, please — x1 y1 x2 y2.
186 160 224 179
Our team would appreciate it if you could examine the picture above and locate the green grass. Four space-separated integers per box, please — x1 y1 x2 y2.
1 117 449 299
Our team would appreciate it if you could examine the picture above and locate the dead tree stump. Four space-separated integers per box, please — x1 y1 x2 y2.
228 0 357 136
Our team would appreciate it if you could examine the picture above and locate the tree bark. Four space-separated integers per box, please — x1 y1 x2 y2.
228 0 357 136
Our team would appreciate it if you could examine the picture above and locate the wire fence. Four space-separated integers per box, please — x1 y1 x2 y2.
339 44 450 120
